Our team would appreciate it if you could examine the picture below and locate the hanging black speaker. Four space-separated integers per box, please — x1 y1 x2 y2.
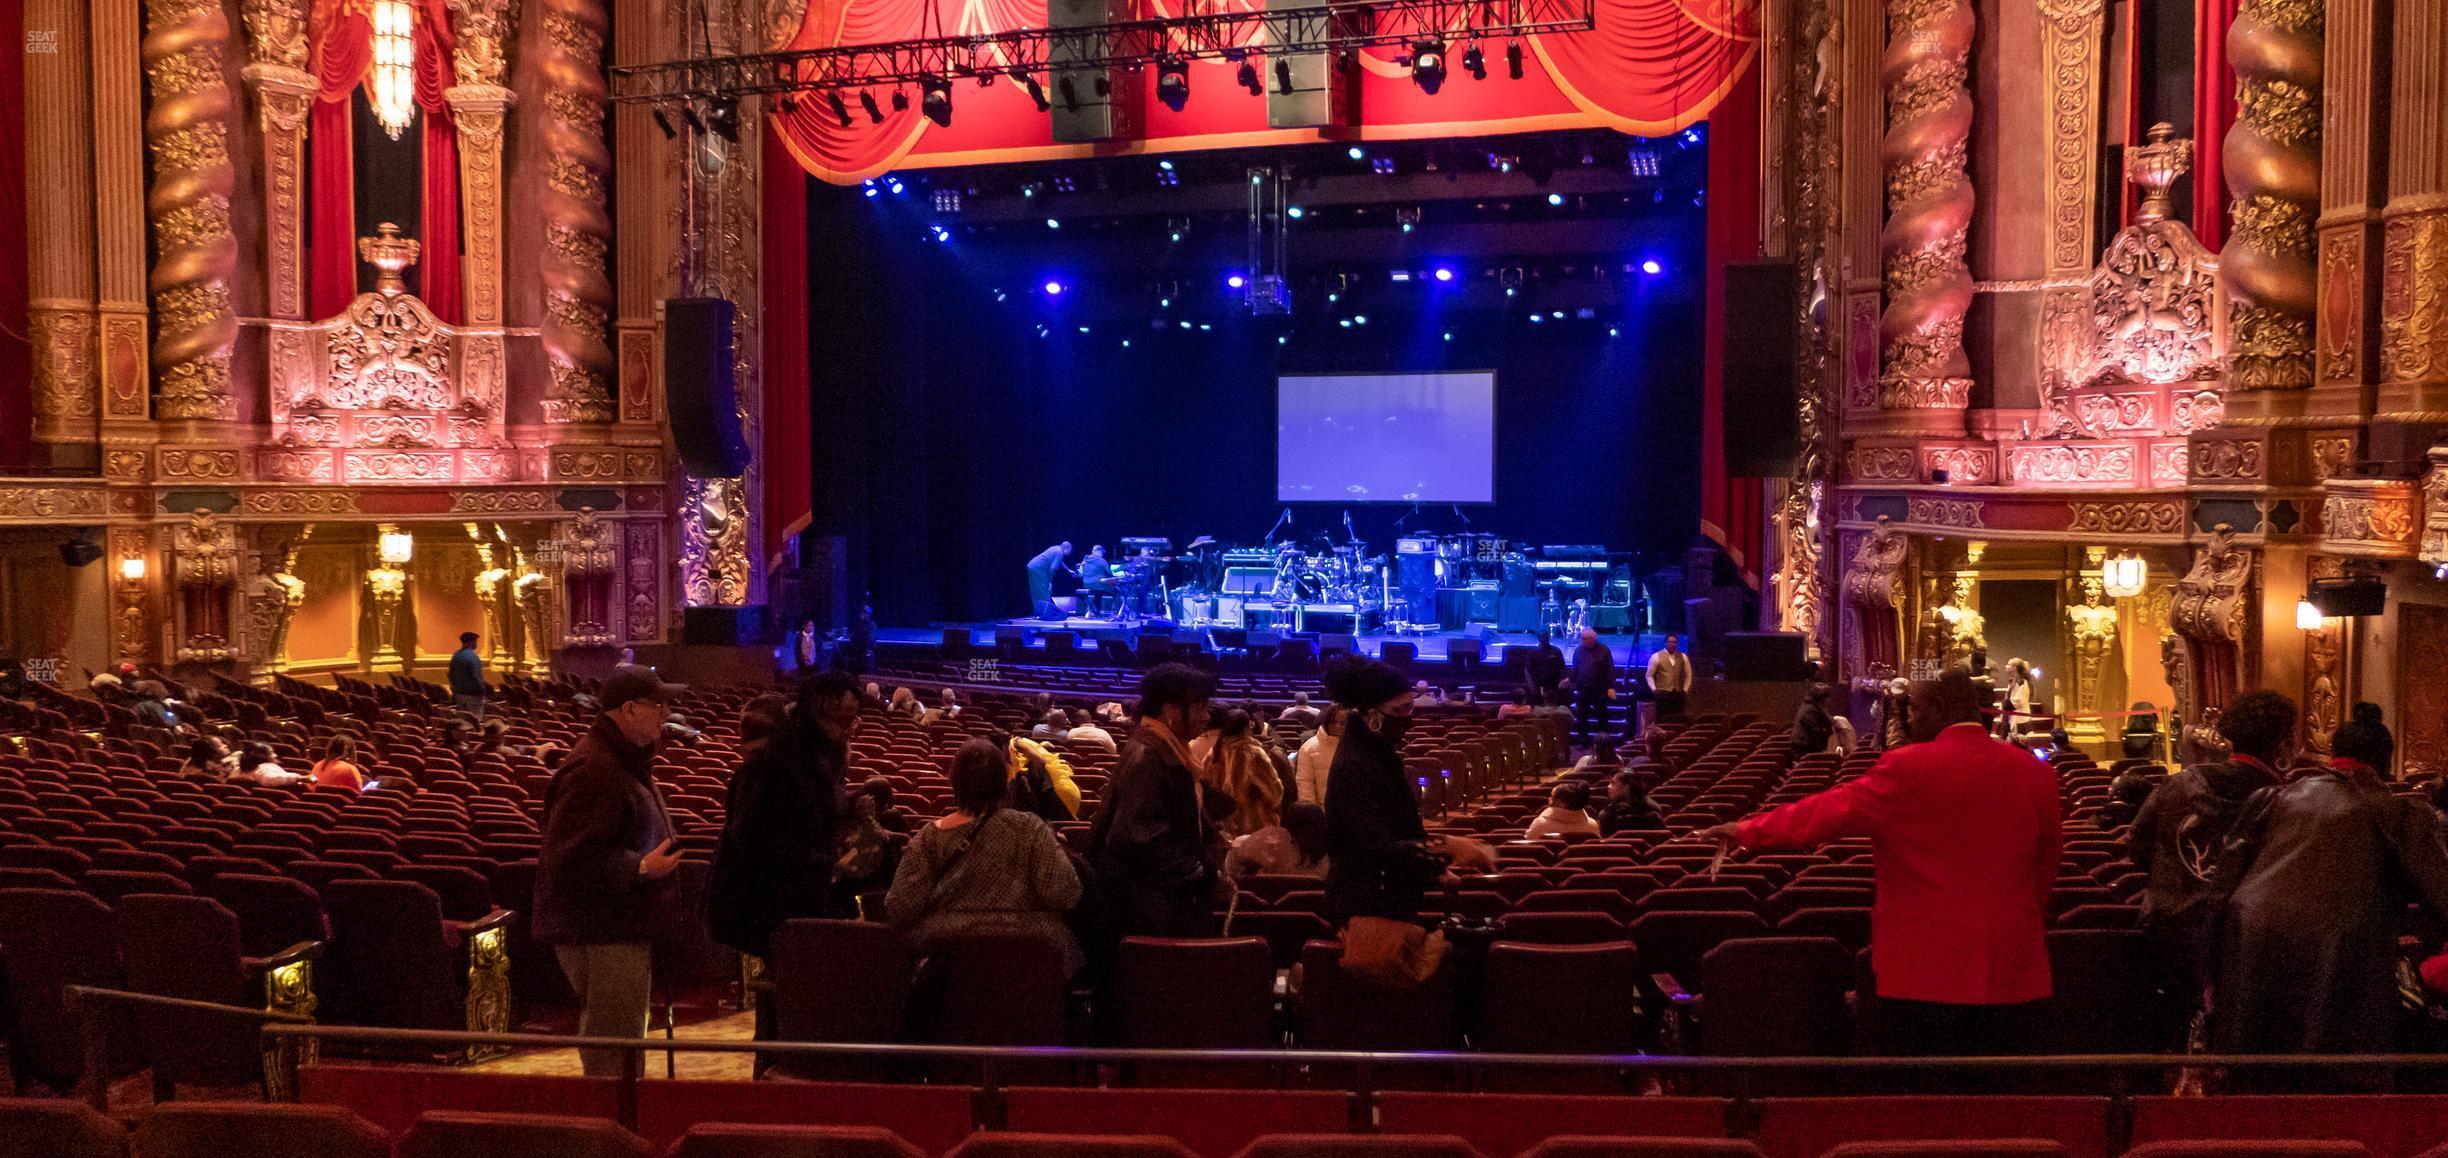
1720 260 1801 478
664 297 752 478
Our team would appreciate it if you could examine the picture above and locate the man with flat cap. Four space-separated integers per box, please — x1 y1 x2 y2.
535 667 687 1075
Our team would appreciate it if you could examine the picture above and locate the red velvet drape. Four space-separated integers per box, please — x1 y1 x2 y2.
2191 0 2236 249
1699 57 1764 588
306 0 462 320
0 0 31 466
762 121 813 578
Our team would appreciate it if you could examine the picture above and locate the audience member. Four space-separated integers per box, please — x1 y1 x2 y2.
708 676 854 957
534 668 685 1077
1525 631 1567 707
1597 772 1666 836
1645 633 1693 717
2351 701 2394 776
888 687 923 719
1226 802 1331 879
611 647 653 680
1789 684 1835 759
179 736 236 780
1570 628 1615 746
1005 730 1081 820
833 790 900 910
1087 663 1225 937
1030 710 1071 743
233 741 304 788
1324 656 1493 924
1497 689 1535 719
130 680 181 731
1278 691 1322 728
449 631 488 718
2130 689 2295 1008
860 776 910 833
309 735 367 792
1295 707 1345 808
886 738 1085 974
1524 780 1600 840
1065 709 1116 753
2208 715 2448 1088
1704 668 2061 1059
1205 709 1284 838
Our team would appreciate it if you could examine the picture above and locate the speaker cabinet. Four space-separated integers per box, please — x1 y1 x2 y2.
680 605 768 646
1264 0 1352 127
1049 0 1140 141
664 298 752 478
1721 631 1811 681
1721 260 1801 477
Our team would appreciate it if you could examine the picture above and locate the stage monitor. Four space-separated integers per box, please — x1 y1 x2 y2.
1276 372 1495 504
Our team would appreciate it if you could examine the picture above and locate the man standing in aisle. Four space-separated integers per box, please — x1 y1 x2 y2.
535 669 687 1076
449 631 487 719
1701 668 2060 1061
1646 633 1692 720
1571 627 1616 747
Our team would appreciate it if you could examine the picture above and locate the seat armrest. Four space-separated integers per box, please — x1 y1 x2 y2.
240 940 325 976
446 907 517 941
1650 972 1693 1005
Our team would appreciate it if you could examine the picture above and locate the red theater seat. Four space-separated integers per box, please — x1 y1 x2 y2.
1752 1098 2112 1158
1231 1134 1487 1157
1375 1093 1731 1158
2121 1146 2371 1158
1821 1144 2068 1158
129 1102 389 1158
2129 1099 2448 1158
632 1078 977 1156
1002 1087 1351 1158
663 1123 926 1158
1524 1142 1766 1158
397 1111 652 1158
0 1097 128 1158
949 1134 1198 1157
300 1064 624 1139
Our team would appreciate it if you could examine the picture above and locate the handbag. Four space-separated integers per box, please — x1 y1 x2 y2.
1339 915 1448 988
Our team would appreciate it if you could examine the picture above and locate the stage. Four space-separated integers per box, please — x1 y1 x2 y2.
878 618 1658 667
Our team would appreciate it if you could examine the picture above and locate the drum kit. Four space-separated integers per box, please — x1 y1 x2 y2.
1269 540 1383 610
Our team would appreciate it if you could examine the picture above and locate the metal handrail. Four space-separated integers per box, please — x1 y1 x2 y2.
67 984 2448 1137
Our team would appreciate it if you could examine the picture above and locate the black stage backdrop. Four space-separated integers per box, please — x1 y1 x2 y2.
807 196 1705 627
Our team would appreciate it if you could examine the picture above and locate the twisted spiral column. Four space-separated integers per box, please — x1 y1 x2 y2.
2222 0 2323 391
1876 0 1976 422
143 0 241 422
537 0 615 424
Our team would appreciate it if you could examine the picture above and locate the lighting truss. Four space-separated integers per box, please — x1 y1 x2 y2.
608 0 1593 103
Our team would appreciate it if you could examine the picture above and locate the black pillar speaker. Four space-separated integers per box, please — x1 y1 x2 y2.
1721 631 1811 681
1721 260 1801 477
681 605 768 646
664 298 752 478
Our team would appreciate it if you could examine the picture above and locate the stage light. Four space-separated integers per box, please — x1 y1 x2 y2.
860 91 884 122
1550 310 1564 319
1348 146 1366 161
1640 259 1663 275
1045 217 1060 229
1547 192 1565 206
1390 270 1411 282
1682 127 1703 144
1079 326 1091 333
1433 266 1455 282
1462 45 1486 79
1277 335 1288 344
1504 286 1515 297
1609 327 1619 337
776 94 799 114
1227 274 1246 289
828 92 852 127
863 186 879 198
1410 40 1446 92
1338 319 1352 328
1528 313 1543 323
1058 76 1081 110
1156 57 1190 111
680 104 707 133
1401 223 1413 233
1122 339 1131 347
2297 599 2325 631
1353 314 1368 325
1442 331 1453 341
919 76 953 127
888 179 905 195
1198 323 1211 331
1170 230 1182 242
1159 160 1175 171
1043 280 1065 295
1506 41 1524 79
1286 206 1305 219
709 97 740 143
1160 297 1172 307
892 90 909 112
653 108 678 139
1274 58 1294 94
1237 61 1262 94
1022 74 1050 110
1179 320 1192 329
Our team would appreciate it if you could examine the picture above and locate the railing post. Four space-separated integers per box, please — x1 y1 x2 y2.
1347 1061 1374 1132
617 1044 641 1133
976 1055 1007 1130
73 990 110 1113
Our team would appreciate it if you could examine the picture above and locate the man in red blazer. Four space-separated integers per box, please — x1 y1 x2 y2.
1703 668 2062 1056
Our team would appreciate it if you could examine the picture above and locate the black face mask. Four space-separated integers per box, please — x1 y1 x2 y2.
1375 714 1412 746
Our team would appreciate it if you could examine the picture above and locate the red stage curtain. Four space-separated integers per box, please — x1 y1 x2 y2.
309 99 359 317
0 0 29 466
769 0 1754 183
762 120 814 578
2191 0 2236 248
414 0 460 322
1699 54 1763 588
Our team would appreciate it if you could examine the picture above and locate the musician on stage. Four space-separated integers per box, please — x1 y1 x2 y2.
1079 545 1117 617
1026 541 1073 620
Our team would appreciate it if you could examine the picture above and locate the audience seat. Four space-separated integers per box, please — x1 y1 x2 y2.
128 1102 388 1158
1296 940 1457 1087
949 1134 1198 1157
763 920 914 1082
1752 1097 2113 1158
1232 1134 1487 1157
663 1123 926 1158
397 1111 652 1158
1116 936 1276 1084
917 931 1070 1083
0 887 135 1090
2120 1146 2370 1158
1683 938 1854 1069
1376 1092 1732 1158
1527 1143 1767 1158
114 892 316 1090
1478 942 1645 1091
1820 1144 2068 1158
0 1097 128 1158
321 879 513 1043
2127 1097 2448 1158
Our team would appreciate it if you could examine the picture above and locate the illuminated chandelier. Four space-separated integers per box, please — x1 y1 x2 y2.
369 0 418 140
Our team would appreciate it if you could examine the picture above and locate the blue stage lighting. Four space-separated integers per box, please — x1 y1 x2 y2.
1286 206 1305 219
888 180 906 195
1338 319 1352 328
1348 146 1366 161
1608 327 1620 337
1354 315 1368 325
1433 267 1455 282
1442 331 1453 341
1227 274 1247 289
1641 259 1664 275
1044 217 1060 229
863 187 879 198
1528 313 1543 323
1159 159 1175 171
1546 192 1563 206
1042 280 1064 295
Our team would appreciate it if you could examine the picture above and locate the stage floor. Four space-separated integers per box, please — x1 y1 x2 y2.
879 619 1656 666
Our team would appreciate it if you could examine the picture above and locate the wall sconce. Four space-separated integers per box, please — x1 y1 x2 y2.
2296 599 2326 631
377 526 415 565
2101 553 2147 599
119 555 147 583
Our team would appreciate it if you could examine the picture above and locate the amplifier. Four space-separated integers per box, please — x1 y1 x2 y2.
1221 566 1275 595
1222 549 1277 567
1395 538 1437 554
1466 581 1500 623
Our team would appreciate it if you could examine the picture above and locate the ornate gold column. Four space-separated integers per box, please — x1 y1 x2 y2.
445 0 517 328
25 0 102 464
1875 0 1975 430
142 0 241 423
2065 561 2120 748
2035 0 2106 433
243 531 306 680
2310 0 2386 423
94 0 154 442
536 0 615 425
112 526 158 667
171 509 239 663
2376 0 2448 421
2301 554 2345 752
1773 0 1840 661
238 0 311 322
2221 0 2323 399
